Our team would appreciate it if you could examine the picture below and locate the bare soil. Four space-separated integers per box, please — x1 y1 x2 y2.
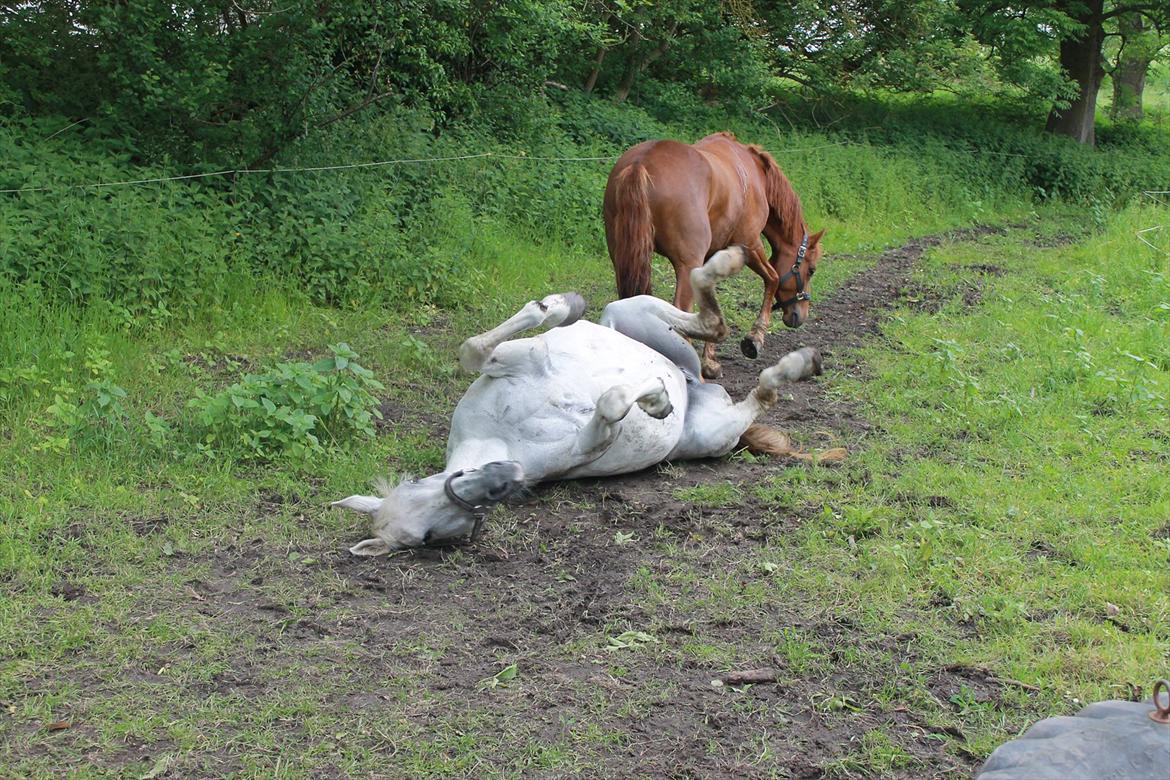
23 228 1026 778
183 228 1020 778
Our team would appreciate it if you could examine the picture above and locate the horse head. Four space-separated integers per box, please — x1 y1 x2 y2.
776 228 825 329
333 461 526 555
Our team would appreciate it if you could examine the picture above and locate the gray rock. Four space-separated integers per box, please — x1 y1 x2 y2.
976 700 1169 780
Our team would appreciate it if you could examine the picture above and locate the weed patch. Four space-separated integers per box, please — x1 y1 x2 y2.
188 343 383 462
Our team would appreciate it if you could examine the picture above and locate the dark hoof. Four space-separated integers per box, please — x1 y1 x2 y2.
740 337 759 359
555 293 587 328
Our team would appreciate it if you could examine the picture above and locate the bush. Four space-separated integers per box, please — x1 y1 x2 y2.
188 343 383 462
4 89 1169 323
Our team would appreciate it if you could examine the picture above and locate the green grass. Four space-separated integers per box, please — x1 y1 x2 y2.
1 159 1168 775
750 202 1169 746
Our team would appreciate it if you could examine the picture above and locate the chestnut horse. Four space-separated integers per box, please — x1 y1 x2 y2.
603 132 824 379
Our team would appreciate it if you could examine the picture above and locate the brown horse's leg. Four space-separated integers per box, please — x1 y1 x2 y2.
670 257 697 313
701 343 721 380
741 239 779 359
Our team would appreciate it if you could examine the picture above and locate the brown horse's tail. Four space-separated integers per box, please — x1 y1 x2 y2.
607 164 655 298
738 423 848 463
748 144 802 227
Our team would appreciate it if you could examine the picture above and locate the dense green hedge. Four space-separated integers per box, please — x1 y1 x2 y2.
2 91 1167 319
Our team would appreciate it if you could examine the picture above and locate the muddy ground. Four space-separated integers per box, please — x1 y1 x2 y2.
286 231 1002 777
20 228 1025 779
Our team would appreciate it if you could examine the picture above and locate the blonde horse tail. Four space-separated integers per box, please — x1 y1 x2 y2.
608 164 655 298
737 423 847 463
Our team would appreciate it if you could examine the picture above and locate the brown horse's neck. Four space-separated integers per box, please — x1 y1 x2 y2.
765 212 806 258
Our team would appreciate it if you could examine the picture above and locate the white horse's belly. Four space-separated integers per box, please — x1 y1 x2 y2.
448 322 689 480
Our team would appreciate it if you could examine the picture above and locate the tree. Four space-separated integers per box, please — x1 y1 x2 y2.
570 1 722 103
1109 11 1168 120
752 0 980 93
0 1 579 164
1045 0 1108 144
963 0 1170 146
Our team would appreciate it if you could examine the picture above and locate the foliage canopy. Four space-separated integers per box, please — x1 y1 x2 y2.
4 0 1168 158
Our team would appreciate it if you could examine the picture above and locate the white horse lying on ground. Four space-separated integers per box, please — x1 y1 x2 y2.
334 246 842 555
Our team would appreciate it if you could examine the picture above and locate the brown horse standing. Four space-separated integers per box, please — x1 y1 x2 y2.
603 132 824 379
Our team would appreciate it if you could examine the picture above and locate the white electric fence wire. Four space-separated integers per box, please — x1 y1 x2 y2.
1138 191 1169 257
0 141 871 195
0 152 502 194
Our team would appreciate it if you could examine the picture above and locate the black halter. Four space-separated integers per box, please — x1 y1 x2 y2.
443 469 493 541
773 232 811 311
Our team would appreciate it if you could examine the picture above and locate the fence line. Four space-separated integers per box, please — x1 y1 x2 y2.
0 152 501 194
1138 191 1169 257
0 139 881 195
1 142 1160 195
0 150 622 194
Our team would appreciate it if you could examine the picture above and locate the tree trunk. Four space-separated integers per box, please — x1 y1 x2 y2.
1045 0 1105 146
583 48 606 94
1111 14 1153 122
1112 52 1149 122
613 36 671 104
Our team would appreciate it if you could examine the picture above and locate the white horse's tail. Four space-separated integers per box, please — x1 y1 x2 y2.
737 424 847 462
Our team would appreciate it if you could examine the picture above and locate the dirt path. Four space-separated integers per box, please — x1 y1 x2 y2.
716 224 1007 446
127 228 1011 778
319 227 1009 777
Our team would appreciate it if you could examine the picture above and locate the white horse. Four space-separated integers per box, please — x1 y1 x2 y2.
334 246 838 555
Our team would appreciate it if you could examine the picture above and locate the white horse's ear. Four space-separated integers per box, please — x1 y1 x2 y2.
332 495 383 514
349 537 393 556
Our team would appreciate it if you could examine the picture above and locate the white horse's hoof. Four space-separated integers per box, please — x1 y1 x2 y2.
554 293 587 328
636 380 673 419
762 347 822 387
541 292 587 328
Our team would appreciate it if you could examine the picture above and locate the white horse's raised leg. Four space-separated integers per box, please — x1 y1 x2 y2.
599 246 748 380
573 378 672 461
724 346 821 427
668 347 822 461
459 293 586 372
682 245 748 341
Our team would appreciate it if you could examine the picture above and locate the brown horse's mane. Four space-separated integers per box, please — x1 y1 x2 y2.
745 143 803 229
700 132 803 229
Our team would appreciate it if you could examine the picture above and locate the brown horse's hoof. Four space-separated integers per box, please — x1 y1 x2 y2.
740 337 760 359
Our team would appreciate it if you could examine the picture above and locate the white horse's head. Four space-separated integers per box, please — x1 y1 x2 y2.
333 461 526 555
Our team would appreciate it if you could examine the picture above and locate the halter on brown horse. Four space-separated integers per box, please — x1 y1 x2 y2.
603 132 824 379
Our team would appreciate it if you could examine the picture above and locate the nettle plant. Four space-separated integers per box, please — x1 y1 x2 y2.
189 343 384 462
33 346 130 453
